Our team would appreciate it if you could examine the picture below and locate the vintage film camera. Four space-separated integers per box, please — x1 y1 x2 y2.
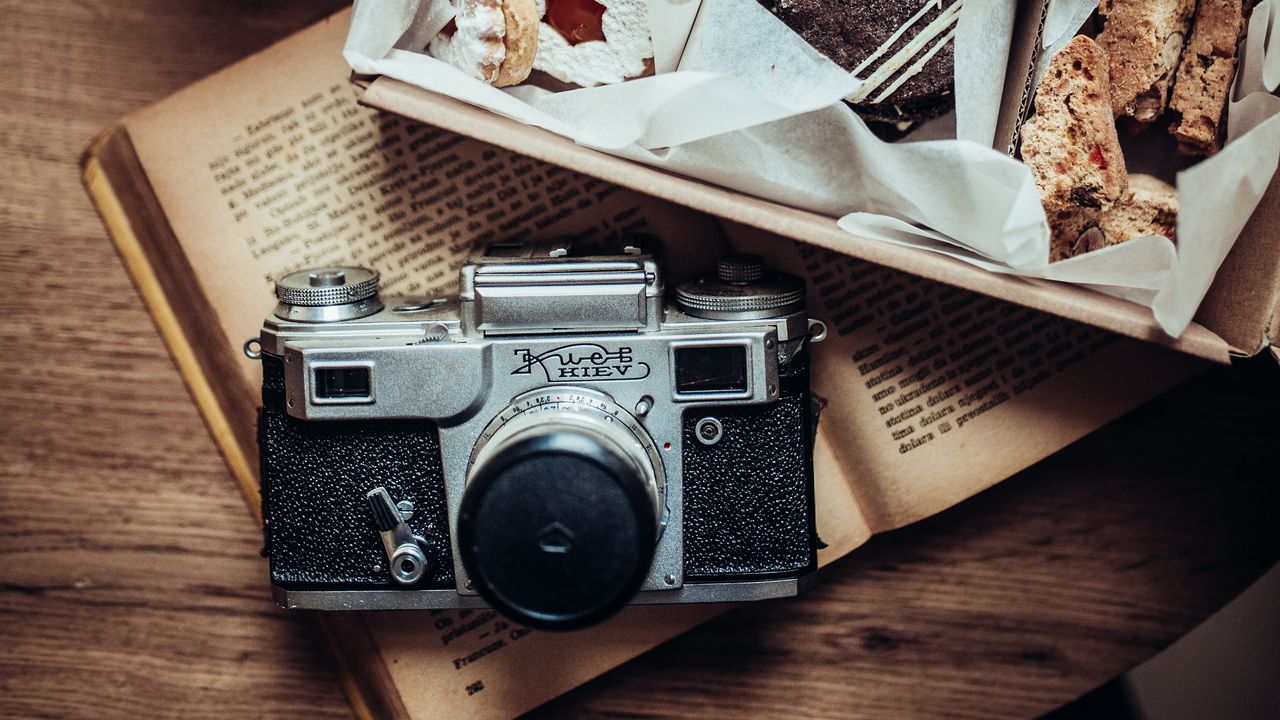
252 240 826 630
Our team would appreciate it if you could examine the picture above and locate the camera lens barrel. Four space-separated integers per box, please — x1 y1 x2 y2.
459 430 658 630
458 389 664 630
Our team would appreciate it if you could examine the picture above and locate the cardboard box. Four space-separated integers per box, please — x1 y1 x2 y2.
354 0 1280 364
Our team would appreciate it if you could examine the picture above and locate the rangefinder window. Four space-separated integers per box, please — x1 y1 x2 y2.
314 366 371 399
674 346 748 394
485 242 526 257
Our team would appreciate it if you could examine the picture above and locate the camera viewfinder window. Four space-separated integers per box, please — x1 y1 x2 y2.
485 242 526 257
675 346 748 394
315 367 371 399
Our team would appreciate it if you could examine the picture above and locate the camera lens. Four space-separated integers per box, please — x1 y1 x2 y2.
458 430 658 631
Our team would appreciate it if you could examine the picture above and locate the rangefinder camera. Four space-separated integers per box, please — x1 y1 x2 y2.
252 239 826 630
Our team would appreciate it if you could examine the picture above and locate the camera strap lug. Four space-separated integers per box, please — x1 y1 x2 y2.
367 487 430 585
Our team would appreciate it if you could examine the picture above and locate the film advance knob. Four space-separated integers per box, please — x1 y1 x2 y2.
457 431 657 630
716 253 765 283
273 266 383 322
676 254 806 320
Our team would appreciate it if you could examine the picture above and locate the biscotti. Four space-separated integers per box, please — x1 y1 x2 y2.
1048 208 1105 261
1168 0 1246 156
1021 36 1128 214
1048 175 1176 261
1044 174 1172 260
1100 174 1178 244
1096 0 1195 123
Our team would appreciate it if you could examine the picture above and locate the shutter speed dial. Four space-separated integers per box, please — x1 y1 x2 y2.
274 266 383 322
675 253 806 320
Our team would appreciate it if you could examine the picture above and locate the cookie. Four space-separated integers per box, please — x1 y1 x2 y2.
1100 174 1177 244
430 0 540 87
761 0 960 125
1048 207 1106 262
1096 0 1196 123
1168 0 1246 156
1049 174 1176 261
496 0 540 86
532 0 653 86
1021 36 1128 214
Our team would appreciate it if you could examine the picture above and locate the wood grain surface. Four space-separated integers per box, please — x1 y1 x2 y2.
2 1 1278 718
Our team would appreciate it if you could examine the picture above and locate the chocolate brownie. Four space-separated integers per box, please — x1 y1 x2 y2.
762 0 959 125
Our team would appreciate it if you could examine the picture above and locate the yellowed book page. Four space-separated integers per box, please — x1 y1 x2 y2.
732 226 1205 532
112 9 869 717
123 9 724 393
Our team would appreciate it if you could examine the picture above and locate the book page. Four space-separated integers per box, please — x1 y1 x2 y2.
728 224 1206 531
125 10 726 394
115 9 867 717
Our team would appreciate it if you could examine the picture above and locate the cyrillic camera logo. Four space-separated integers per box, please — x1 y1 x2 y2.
511 344 651 382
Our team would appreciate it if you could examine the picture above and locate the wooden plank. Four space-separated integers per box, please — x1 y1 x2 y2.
3 2 1279 718
1 2 354 718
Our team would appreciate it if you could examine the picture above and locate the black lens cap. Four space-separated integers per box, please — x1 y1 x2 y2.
458 431 658 631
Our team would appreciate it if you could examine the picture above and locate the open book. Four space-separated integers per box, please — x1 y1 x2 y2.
81 9 1204 718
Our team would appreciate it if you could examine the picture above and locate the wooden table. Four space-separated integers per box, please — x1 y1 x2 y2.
3 2 1278 717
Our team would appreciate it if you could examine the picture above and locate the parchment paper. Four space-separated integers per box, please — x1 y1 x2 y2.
843 0 1280 337
346 0 1280 337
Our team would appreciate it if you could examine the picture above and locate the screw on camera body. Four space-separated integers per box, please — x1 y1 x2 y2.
695 417 724 446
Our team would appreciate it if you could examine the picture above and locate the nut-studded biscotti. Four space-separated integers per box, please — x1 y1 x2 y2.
1022 36 1129 215
1049 174 1176 261
1168 0 1246 156
1048 207 1105 261
1100 173 1177 244
1096 0 1195 123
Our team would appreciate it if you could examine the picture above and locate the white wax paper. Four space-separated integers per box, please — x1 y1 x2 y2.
346 0 865 149
346 0 1280 338
851 0 1280 337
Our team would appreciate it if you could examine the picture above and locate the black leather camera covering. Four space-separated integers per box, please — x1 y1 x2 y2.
681 352 818 579
260 349 816 590
259 355 455 588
